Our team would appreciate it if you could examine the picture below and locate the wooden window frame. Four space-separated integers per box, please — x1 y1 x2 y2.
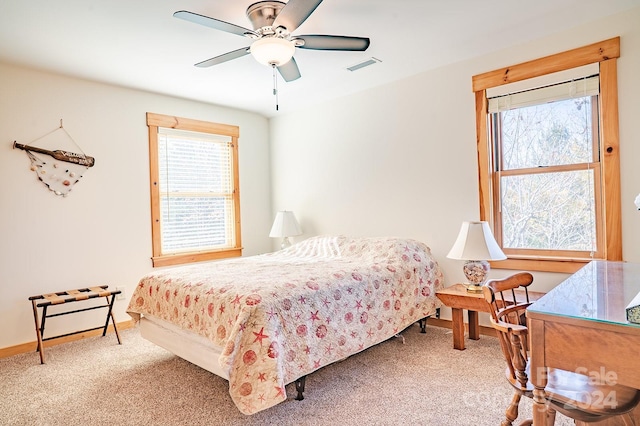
472 37 622 273
147 112 242 267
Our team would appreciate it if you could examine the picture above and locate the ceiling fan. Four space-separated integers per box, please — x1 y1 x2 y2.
174 0 371 82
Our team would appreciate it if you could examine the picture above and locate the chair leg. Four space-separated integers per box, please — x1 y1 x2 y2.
503 392 523 426
544 407 556 426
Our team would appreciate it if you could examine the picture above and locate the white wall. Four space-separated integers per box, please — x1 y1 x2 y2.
269 7 640 322
0 64 272 348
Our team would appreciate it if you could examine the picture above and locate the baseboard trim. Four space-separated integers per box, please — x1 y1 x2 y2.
0 319 136 359
427 317 497 337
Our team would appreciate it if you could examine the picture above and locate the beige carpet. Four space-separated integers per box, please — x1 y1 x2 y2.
0 324 573 425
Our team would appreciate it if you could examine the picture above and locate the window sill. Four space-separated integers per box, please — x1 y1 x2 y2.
489 257 593 274
152 247 243 268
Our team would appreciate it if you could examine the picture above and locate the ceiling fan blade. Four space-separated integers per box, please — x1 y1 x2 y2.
195 47 251 68
174 10 257 37
277 58 302 82
272 0 323 33
296 35 370 51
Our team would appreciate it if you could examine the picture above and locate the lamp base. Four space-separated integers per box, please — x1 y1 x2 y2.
280 237 292 250
462 260 490 293
465 284 484 293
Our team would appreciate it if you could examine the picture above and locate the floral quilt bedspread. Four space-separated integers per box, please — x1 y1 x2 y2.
127 235 444 415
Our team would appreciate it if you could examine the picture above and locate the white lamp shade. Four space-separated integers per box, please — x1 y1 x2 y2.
269 211 302 238
250 37 295 66
447 221 506 261
635 193 640 210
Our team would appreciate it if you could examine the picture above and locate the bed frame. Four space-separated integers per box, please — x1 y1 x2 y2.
140 311 438 401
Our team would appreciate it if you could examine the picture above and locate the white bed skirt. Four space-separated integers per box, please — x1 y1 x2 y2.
139 315 229 380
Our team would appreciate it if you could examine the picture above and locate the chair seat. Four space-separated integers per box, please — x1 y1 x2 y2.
505 363 640 420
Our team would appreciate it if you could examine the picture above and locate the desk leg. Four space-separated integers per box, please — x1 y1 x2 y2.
451 308 465 350
467 310 479 340
529 318 548 425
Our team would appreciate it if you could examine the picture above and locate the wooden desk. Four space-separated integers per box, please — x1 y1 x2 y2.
527 261 640 425
436 284 543 350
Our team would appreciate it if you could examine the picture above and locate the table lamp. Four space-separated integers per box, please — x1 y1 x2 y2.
447 221 507 292
269 210 302 249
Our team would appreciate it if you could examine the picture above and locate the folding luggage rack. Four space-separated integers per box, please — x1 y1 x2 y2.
29 285 122 363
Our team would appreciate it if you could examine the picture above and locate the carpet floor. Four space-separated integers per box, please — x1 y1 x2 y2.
0 324 574 425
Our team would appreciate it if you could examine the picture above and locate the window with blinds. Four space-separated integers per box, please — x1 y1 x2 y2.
158 128 234 253
472 38 623 273
147 113 241 267
488 75 603 259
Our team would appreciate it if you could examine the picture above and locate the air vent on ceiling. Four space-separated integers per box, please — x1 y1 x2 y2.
347 57 381 72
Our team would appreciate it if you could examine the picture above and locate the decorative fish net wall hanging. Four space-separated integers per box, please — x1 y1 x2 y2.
13 120 95 197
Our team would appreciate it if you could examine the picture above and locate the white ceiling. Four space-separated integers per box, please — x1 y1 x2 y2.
1 0 639 118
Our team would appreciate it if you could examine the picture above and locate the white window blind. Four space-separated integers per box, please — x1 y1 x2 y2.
157 127 235 254
488 75 599 113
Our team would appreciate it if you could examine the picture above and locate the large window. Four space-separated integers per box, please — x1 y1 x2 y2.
472 38 622 273
147 113 241 267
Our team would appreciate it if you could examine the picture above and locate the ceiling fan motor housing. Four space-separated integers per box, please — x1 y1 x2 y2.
246 1 286 30
175 0 370 83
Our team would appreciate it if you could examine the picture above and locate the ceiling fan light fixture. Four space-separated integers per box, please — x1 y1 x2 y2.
250 37 295 66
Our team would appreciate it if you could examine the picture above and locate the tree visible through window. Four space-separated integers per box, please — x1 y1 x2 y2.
147 113 242 267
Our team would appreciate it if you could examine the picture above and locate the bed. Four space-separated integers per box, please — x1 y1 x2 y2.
126 235 444 415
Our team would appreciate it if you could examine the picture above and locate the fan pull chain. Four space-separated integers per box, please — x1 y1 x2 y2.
272 64 279 111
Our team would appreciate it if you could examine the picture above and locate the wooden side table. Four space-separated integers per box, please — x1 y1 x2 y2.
436 284 544 350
